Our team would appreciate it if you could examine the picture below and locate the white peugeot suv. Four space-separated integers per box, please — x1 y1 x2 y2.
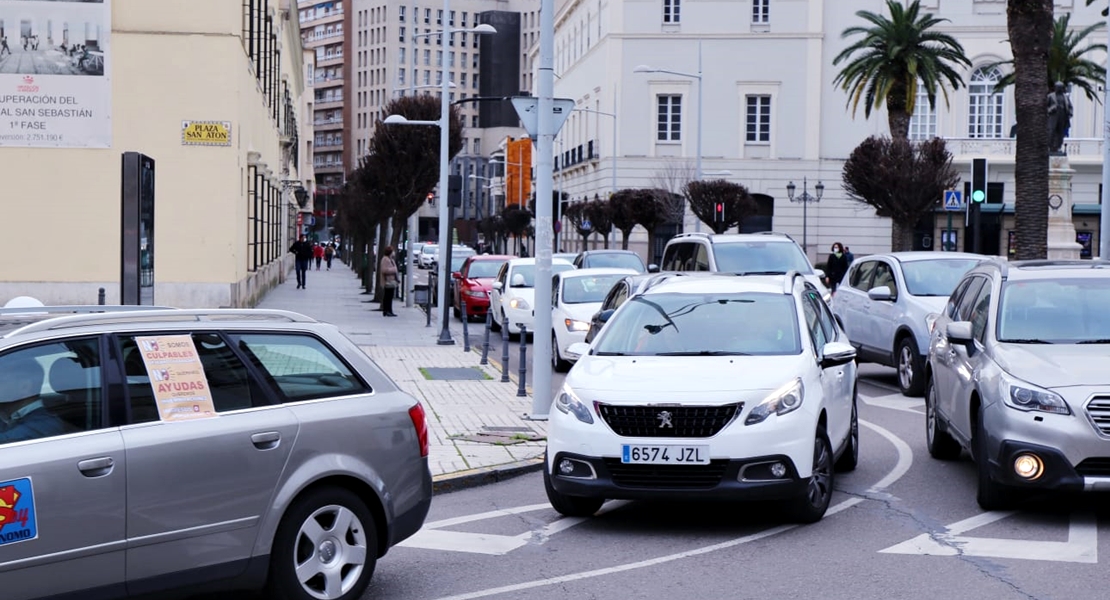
545 272 858 523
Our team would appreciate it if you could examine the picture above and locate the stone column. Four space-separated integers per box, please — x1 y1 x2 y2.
1046 154 1082 260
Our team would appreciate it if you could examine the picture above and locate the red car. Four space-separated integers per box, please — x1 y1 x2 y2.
452 254 512 321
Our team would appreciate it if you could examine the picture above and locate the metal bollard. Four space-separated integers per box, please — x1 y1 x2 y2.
425 290 432 327
461 299 470 352
97 287 105 306
500 318 511 383
517 324 528 397
480 308 492 365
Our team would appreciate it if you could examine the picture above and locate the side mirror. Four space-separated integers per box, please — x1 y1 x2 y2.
867 285 894 302
820 341 856 369
452 272 462 280
814 268 826 279
597 309 615 324
566 342 591 360
647 263 660 273
491 281 503 291
946 321 973 345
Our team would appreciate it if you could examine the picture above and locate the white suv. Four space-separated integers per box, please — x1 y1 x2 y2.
546 272 858 523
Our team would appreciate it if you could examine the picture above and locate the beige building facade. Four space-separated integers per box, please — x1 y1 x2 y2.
0 0 313 309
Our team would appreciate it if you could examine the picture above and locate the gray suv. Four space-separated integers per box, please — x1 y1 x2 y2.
660 232 830 299
0 306 431 600
830 252 983 396
925 259 1110 510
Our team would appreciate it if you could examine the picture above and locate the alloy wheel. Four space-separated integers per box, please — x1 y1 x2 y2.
898 344 915 391
292 504 369 600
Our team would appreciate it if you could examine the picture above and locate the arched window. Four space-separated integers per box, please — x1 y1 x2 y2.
968 67 1005 139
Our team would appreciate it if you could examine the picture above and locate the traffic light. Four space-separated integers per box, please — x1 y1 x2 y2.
971 158 987 203
714 202 725 225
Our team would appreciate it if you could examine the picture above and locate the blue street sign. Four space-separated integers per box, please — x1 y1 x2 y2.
943 190 963 211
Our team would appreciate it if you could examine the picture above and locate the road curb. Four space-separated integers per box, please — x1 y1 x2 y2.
432 456 545 494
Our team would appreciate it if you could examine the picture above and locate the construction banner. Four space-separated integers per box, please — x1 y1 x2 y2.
505 138 532 207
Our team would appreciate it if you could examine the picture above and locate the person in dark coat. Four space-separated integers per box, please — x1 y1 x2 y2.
824 242 850 294
289 235 314 289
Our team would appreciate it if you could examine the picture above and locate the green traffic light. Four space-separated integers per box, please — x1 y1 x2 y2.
972 190 986 203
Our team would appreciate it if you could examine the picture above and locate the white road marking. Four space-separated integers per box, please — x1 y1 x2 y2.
861 390 925 415
428 420 913 600
880 509 1098 563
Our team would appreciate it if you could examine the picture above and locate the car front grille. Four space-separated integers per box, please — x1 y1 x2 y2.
603 458 730 489
596 403 741 438
1075 458 1110 477
1085 396 1110 436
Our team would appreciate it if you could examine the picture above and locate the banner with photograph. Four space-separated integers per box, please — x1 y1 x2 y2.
135 335 218 422
0 0 110 148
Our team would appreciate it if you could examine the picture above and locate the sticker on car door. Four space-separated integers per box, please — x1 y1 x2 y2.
0 477 38 546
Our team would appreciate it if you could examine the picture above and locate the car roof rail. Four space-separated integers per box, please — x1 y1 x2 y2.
671 232 712 240
982 257 1010 280
1012 258 1110 270
782 270 806 293
0 305 179 317
752 231 796 241
5 308 318 337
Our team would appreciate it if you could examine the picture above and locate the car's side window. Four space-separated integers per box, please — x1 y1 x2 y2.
871 262 899 300
805 291 835 349
0 337 103 445
119 333 265 422
693 245 710 271
552 276 561 306
955 277 986 322
234 334 370 402
946 278 974 319
612 283 629 309
850 260 878 290
970 281 993 343
662 243 694 272
801 294 828 356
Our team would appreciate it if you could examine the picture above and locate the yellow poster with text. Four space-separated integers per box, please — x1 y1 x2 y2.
135 335 218 421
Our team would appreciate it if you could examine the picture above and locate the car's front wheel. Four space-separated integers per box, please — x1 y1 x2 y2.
975 414 1012 511
834 393 859 472
897 337 925 397
925 374 962 460
544 463 604 517
786 427 834 523
266 487 377 600
552 334 572 372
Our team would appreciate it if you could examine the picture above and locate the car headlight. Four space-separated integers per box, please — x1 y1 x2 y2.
822 292 832 303
554 385 594 424
925 313 939 334
564 318 590 332
999 373 1070 415
745 378 805 426
464 289 486 298
509 297 530 310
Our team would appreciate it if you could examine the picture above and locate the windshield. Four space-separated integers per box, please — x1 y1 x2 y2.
421 246 437 256
713 242 813 274
562 274 628 304
997 278 1110 343
901 259 981 296
584 253 646 272
592 292 802 356
449 253 475 273
467 259 506 279
509 263 575 287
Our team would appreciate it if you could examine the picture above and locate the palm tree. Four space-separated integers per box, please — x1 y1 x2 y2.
833 0 972 139
989 13 1107 100
1007 0 1054 260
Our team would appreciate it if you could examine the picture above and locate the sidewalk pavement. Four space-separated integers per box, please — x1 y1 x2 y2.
255 260 546 493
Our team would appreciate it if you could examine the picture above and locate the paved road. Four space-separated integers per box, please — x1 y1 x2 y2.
365 373 1110 600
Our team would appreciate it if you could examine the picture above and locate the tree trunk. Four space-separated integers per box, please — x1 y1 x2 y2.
602 234 610 249
620 229 632 250
1008 0 1053 260
891 220 916 252
373 223 389 302
885 81 911 140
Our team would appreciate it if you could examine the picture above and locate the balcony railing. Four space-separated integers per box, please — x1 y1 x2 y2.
945 137 1103 161
555 139 599 172
313 118 343 127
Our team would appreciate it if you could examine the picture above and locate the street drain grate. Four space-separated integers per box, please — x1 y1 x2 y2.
422 367 488 381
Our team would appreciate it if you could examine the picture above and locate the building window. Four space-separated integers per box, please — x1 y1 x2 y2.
657 94 682 141
424 8 431 24
398 69 405 85
474 138 481 154
908 83 937 140
437 9 443 25
472 115 479 127
752 0 769 24
399 5 405 22
968 66 1005 139
745 95 771 143
399 47 405 64
399 26 404 43
460 72 467 87
424 49 431 66
437 50 443 66
663 0 680 23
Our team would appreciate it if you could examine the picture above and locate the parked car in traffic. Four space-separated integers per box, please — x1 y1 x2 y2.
572 250 655 273
428 247 477 306
925 259 1110 510
0 306 432 600
550 268 640 372
829 251 985 396
418 244 438 269
660 232 830 299
452 254 513 321
489 257 575 337
546 272 858 523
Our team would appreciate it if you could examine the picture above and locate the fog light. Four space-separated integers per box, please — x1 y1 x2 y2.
770 462 787 478
559 459 575 475
1013 453 1044 480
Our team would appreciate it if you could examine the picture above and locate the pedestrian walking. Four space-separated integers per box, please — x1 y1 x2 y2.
824 242 850 295
379 246 399 317
324 243 335 270
289 235 314 289
844 246 855 266
0 37 10 57
313 243 325 271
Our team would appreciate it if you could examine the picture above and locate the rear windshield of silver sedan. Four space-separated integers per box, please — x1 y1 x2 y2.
713 242 813 274
997 278 1110 344
901 258 981 296
592 292 802 356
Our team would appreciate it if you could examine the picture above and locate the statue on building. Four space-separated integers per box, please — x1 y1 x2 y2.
1047 81 1072 155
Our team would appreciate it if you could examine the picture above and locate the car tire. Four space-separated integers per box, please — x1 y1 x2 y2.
925 375 962 461
544 462 603 517
975 414 1012 511
503 310 518 340
834 393 859 473
266 487 378 600
786 427 835 524
896 337 926 397
552 334 571 373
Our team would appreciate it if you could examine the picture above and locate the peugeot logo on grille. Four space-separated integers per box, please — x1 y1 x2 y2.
657 410 674 429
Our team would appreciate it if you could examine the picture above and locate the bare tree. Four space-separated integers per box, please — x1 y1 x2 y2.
685 179 757 234
585 196 613 249
650 158 694 226
842 136 959 251
563 201 593 252
608 189 641 250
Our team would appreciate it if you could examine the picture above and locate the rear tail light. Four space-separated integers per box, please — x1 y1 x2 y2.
408 403 430 457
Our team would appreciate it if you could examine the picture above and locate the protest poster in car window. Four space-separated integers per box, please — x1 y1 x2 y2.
135 335 217 421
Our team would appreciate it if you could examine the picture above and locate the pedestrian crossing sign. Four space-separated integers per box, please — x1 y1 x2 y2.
943 190 962 211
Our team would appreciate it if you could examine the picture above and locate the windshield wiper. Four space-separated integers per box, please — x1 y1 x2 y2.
593 351 628 356
733 270 787 276
998 338 1053 344
655 350 752 356
1077 339 1110 344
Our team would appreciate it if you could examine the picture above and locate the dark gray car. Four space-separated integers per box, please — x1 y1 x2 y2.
0 307 431 600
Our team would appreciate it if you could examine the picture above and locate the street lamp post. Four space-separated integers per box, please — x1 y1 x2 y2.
383 8 496 344
786 177 824 259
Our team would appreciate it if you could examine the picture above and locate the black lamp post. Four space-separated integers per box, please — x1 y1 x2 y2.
786 177 824 257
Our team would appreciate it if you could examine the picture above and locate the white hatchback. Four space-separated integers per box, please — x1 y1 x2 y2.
489 257 575 336
550 268 639 372
545 273 858 523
